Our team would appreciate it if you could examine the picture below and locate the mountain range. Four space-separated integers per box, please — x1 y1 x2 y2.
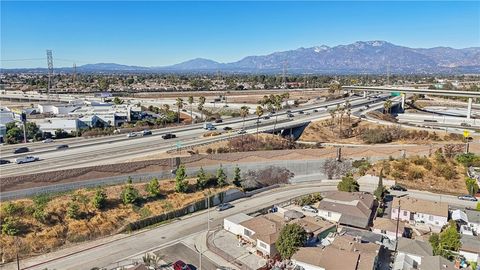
3 41 480 74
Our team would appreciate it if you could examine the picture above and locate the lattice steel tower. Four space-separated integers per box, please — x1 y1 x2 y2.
46 50 54 102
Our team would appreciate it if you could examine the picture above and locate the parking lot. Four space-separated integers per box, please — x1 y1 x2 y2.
154 243 217 270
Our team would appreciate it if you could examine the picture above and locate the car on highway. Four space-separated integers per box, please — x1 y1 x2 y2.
142 130 152 136
237 129 246 134
298 111 304 114
390 184 407 191
207 126 217 131
458 195 478 202
56 144 69 150
126 132 137 138
286 110 292 113
364 105 370 109
173 260 192 270
162 133 177 140
255 120 261 124
313 109 318 113
216 203 234 211
223 126 232 131
0 159 11 165
263 116 270 120
15 156 39 164
305 112 311 115
360 114 366 118
461 123 471 127
287 113 294 118
13 147 29 154
301 205 318 213
42 138 54 143
214 119 223 123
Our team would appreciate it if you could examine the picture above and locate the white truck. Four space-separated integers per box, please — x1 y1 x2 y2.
203 122 216 130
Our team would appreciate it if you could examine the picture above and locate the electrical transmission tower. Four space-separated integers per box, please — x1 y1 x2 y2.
46 50 54 102
282 60 288 89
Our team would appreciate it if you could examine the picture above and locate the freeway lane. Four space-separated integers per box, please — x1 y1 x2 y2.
0 96 387 177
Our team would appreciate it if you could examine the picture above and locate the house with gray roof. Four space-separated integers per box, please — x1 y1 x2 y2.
393 238 433 269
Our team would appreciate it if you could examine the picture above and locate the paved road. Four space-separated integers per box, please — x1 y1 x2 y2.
0 95 386 177
155 243 217 270
2 181 476 270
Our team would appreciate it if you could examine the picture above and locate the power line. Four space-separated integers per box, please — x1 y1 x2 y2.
0 58 45 62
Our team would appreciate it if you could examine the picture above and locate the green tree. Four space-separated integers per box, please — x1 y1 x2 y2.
113 97 124 105
5 124 22 144
175 165 188 193
146 177 161 197
25 122 41 141
198 96 206 121
276 223 307 259
196 167 208 190
188 96 194 124
476 202 480 211
121 181 140 205
465 177 479 196
374 169 385 199
92 188 107 210
232 166 242 187
67 202 80 219
273 95 283 133
337 173 359 192
430 220 461 259
240 106 250 129
1 217 20 236
255 106 264 141
216 165 227 187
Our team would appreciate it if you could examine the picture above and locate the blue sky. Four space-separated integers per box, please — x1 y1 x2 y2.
1 1 479 68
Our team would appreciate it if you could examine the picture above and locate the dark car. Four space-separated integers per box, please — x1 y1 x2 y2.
287 113 294 118
223 126 232 131
286 110 292 113
142 130 152 136
313 109 319 113
298 111 304 114
216 203 234 211
13 147 29 154
390 184 407 191
173 260 192 270
214 119 223 123
162 133 176 139
56 144 69 150
0 159 11 165
263 116 270 120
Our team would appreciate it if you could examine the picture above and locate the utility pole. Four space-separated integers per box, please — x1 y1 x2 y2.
394 201 401 252
46 50 54 103
73 63 77 84
282 60 287 89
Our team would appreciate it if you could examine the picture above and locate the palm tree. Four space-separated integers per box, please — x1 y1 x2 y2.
240 106 250 129
384 100 393 114
273 95 283 134
162 104 170 113
198 96 206 121
255 105 264 142
188 96 194 124
329 109 336 131
176 97 183 124
345 100 352 123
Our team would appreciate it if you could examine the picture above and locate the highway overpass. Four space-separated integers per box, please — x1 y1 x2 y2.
344 85 480 119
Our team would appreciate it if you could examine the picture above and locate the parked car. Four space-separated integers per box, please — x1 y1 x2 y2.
458 195 478 201
216 203 234 211
237 129 246 134
301 205 318 213
13 147 29 154
390 184 407 191
142 130 152 136
173 260 192 270
0 159 11 165
127 132 137 138
42 138 54 143
56 144 69 150
15 156 39 164
214 119 223 123
162 133 176 139
223 126 232 131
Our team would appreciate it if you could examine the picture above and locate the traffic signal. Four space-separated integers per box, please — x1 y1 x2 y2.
20 112 27 123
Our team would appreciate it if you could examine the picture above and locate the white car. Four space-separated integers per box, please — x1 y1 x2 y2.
237 129 246 134
42 138 54 143
16 156 39 164
127 132 137 138
301 205 318 213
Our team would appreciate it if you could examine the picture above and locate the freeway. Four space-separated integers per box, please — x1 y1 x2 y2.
0 95 387 177
1 181 476 270
344 85 480 98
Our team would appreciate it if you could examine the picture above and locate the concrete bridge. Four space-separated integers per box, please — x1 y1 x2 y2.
343 85 480 119
263 121 311 140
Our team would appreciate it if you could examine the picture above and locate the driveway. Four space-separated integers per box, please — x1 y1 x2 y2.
154 243 217 270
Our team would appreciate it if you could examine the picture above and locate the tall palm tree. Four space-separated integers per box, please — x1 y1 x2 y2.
240 106 250 129
329 109 336 131
273 95 283 134
198 96 206 121
162 104 170 113
345 100 352 123
255 105 264 142
384 100 393 114
187 96 194 124
176 97 183 124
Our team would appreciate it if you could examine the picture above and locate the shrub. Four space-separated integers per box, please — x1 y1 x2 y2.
92 188 107 210
323 158 352 180
276 224 307 259
206 148 213 154
360 128 392 144
66 202 80 219
121 184 140 205
411 156 432 170
1 217 20 236
466 177 479 196
1 202 23 216
391 170 403 180
393 159 409 172
337 173 360 192
242 166 294 191
456 153 480 167
295 193 323 206
407 166 424 180
434 164 456 180
174 165 188 193
146 178 161 197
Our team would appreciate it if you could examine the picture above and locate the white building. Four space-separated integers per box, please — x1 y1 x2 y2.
459 235 480 264
371 217 406 241
391 197 448 232
0 107 15 125
223 213 252 236
37 103 79 115
36 118 83 134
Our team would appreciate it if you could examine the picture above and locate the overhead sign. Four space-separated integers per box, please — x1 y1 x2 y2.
463 130 470 138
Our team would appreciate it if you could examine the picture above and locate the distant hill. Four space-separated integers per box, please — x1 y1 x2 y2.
2 41 479 74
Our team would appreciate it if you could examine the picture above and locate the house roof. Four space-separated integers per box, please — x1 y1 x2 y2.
460 235 480 253
372 217 405 233
322 191 375 208
419 256 456 270
225 213 252 224
125 264 149 270
465 209 480 224
392 197 448 218
330 235 380 255
240 213 285 245
397 238 433 257
340 227 383 244
292 246 360 270
290 216 335 234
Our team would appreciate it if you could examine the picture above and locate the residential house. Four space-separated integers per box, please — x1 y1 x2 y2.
239 213 286 257
393 238 433 269
418 256 456 270
465 209 480 236
223 213 253 236
315 191 375 229
459 235 480 264
292 246 360 270
372 217 407 241
391 197 448 232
